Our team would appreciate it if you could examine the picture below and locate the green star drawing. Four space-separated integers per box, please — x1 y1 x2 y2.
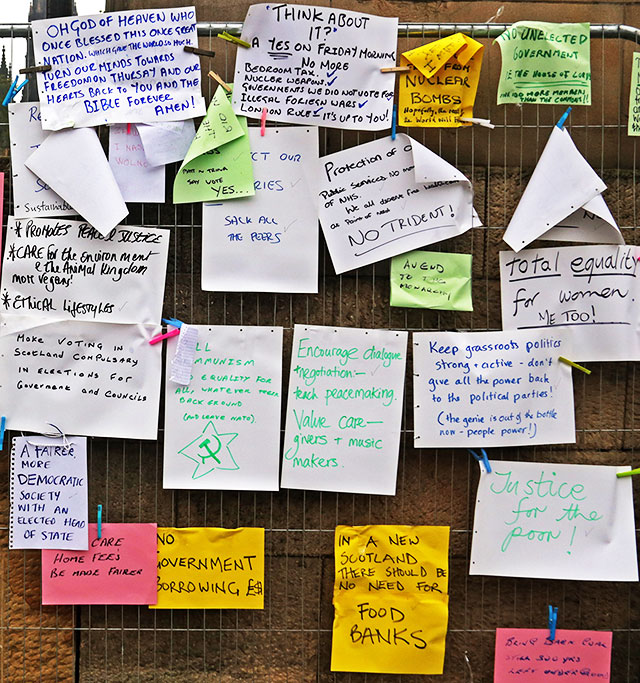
179 421 239 479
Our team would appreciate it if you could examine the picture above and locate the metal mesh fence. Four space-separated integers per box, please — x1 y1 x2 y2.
0 21 639 682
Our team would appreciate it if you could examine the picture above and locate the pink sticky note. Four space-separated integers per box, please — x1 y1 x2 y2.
41 523 157 605
494 628 612 682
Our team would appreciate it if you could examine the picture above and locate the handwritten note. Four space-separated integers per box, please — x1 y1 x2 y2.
136 119 195 166
319 133 480 273
280 325 407 495
233 3 397 129
0 316 161 439
628 53 640 136
8 102 75 218
153 527 264 609
500 245 640 362
390 250 472 310
471 461 638 581
163 326 283 491
399 34 483 127
494 628 612 682
331 525 449 674
10 436 87 550
496 22 591 105
108 124 165 203
173 87 254 204
32 7 206 130
503 126 621 252
1 217 169 324
202 127 319 293
41 523 158 604
168 323 198 385
25 127 128 237
413 330 575 448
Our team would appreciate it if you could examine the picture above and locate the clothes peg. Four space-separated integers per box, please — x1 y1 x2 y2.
558 356 591 375
459 117 495 129
2 76 18 107
184 45 216 59
97 504 102 540
0 416 6 451
556 107 572 129
548 605 558 641
162 317 183 329
468 448 492 473
218 31 251 49
149 328 180 345
260 107 268 136
617 467 640 478
19 64 51 74
391 104 397 141
380 65 411 73
208 70 232 94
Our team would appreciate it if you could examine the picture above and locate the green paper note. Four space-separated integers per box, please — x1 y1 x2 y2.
496 22 591 105
629 53 640 136
173 85 255 203
390 250 472 310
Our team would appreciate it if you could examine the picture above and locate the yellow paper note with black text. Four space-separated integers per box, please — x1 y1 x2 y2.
152 527 264 609
399 33 483 127
331 525 450 674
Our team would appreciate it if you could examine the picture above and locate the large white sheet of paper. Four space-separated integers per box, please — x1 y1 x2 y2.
0 316 161 439
470 461 638 581
281 324 408 495
319 134 481 273
1 217 169 324
25 127 128 237
232 3 397 130
10 435 88 550
164 326 283 490
136 120 195 166
202 127 319 293
503 126 622 252
500 245 640 362
108 124 165 203
413 330 575 448
8 102 75 218
32 7 206 131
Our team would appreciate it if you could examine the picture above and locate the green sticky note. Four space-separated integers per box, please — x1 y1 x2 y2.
629 53 640 136
173 85 255 204
390 250 472 310
496 22 591 105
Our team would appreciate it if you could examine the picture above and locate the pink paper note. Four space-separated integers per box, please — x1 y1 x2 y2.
41 523 157 605
494 628 612 682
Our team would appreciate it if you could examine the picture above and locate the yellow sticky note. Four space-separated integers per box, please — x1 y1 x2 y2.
152 527 264 609
399 33 484 127
331 525 450 674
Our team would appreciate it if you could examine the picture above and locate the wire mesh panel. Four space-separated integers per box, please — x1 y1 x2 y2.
0 21 639 682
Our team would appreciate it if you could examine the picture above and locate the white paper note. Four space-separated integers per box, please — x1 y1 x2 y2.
108 124 165 203
25 127 128 237
413 330 575 448
136 120 195 166
8 102 75 218
503 126 622 252
281 324 408 495
32 7 206 130
0 316 161 440
202 127 319 293
169 323 198 385
500 245 640 362
1 217 169 324
470 461 638 581
319 134 481 273
10 435 88 550
163 326 283 490
232 3 397 130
